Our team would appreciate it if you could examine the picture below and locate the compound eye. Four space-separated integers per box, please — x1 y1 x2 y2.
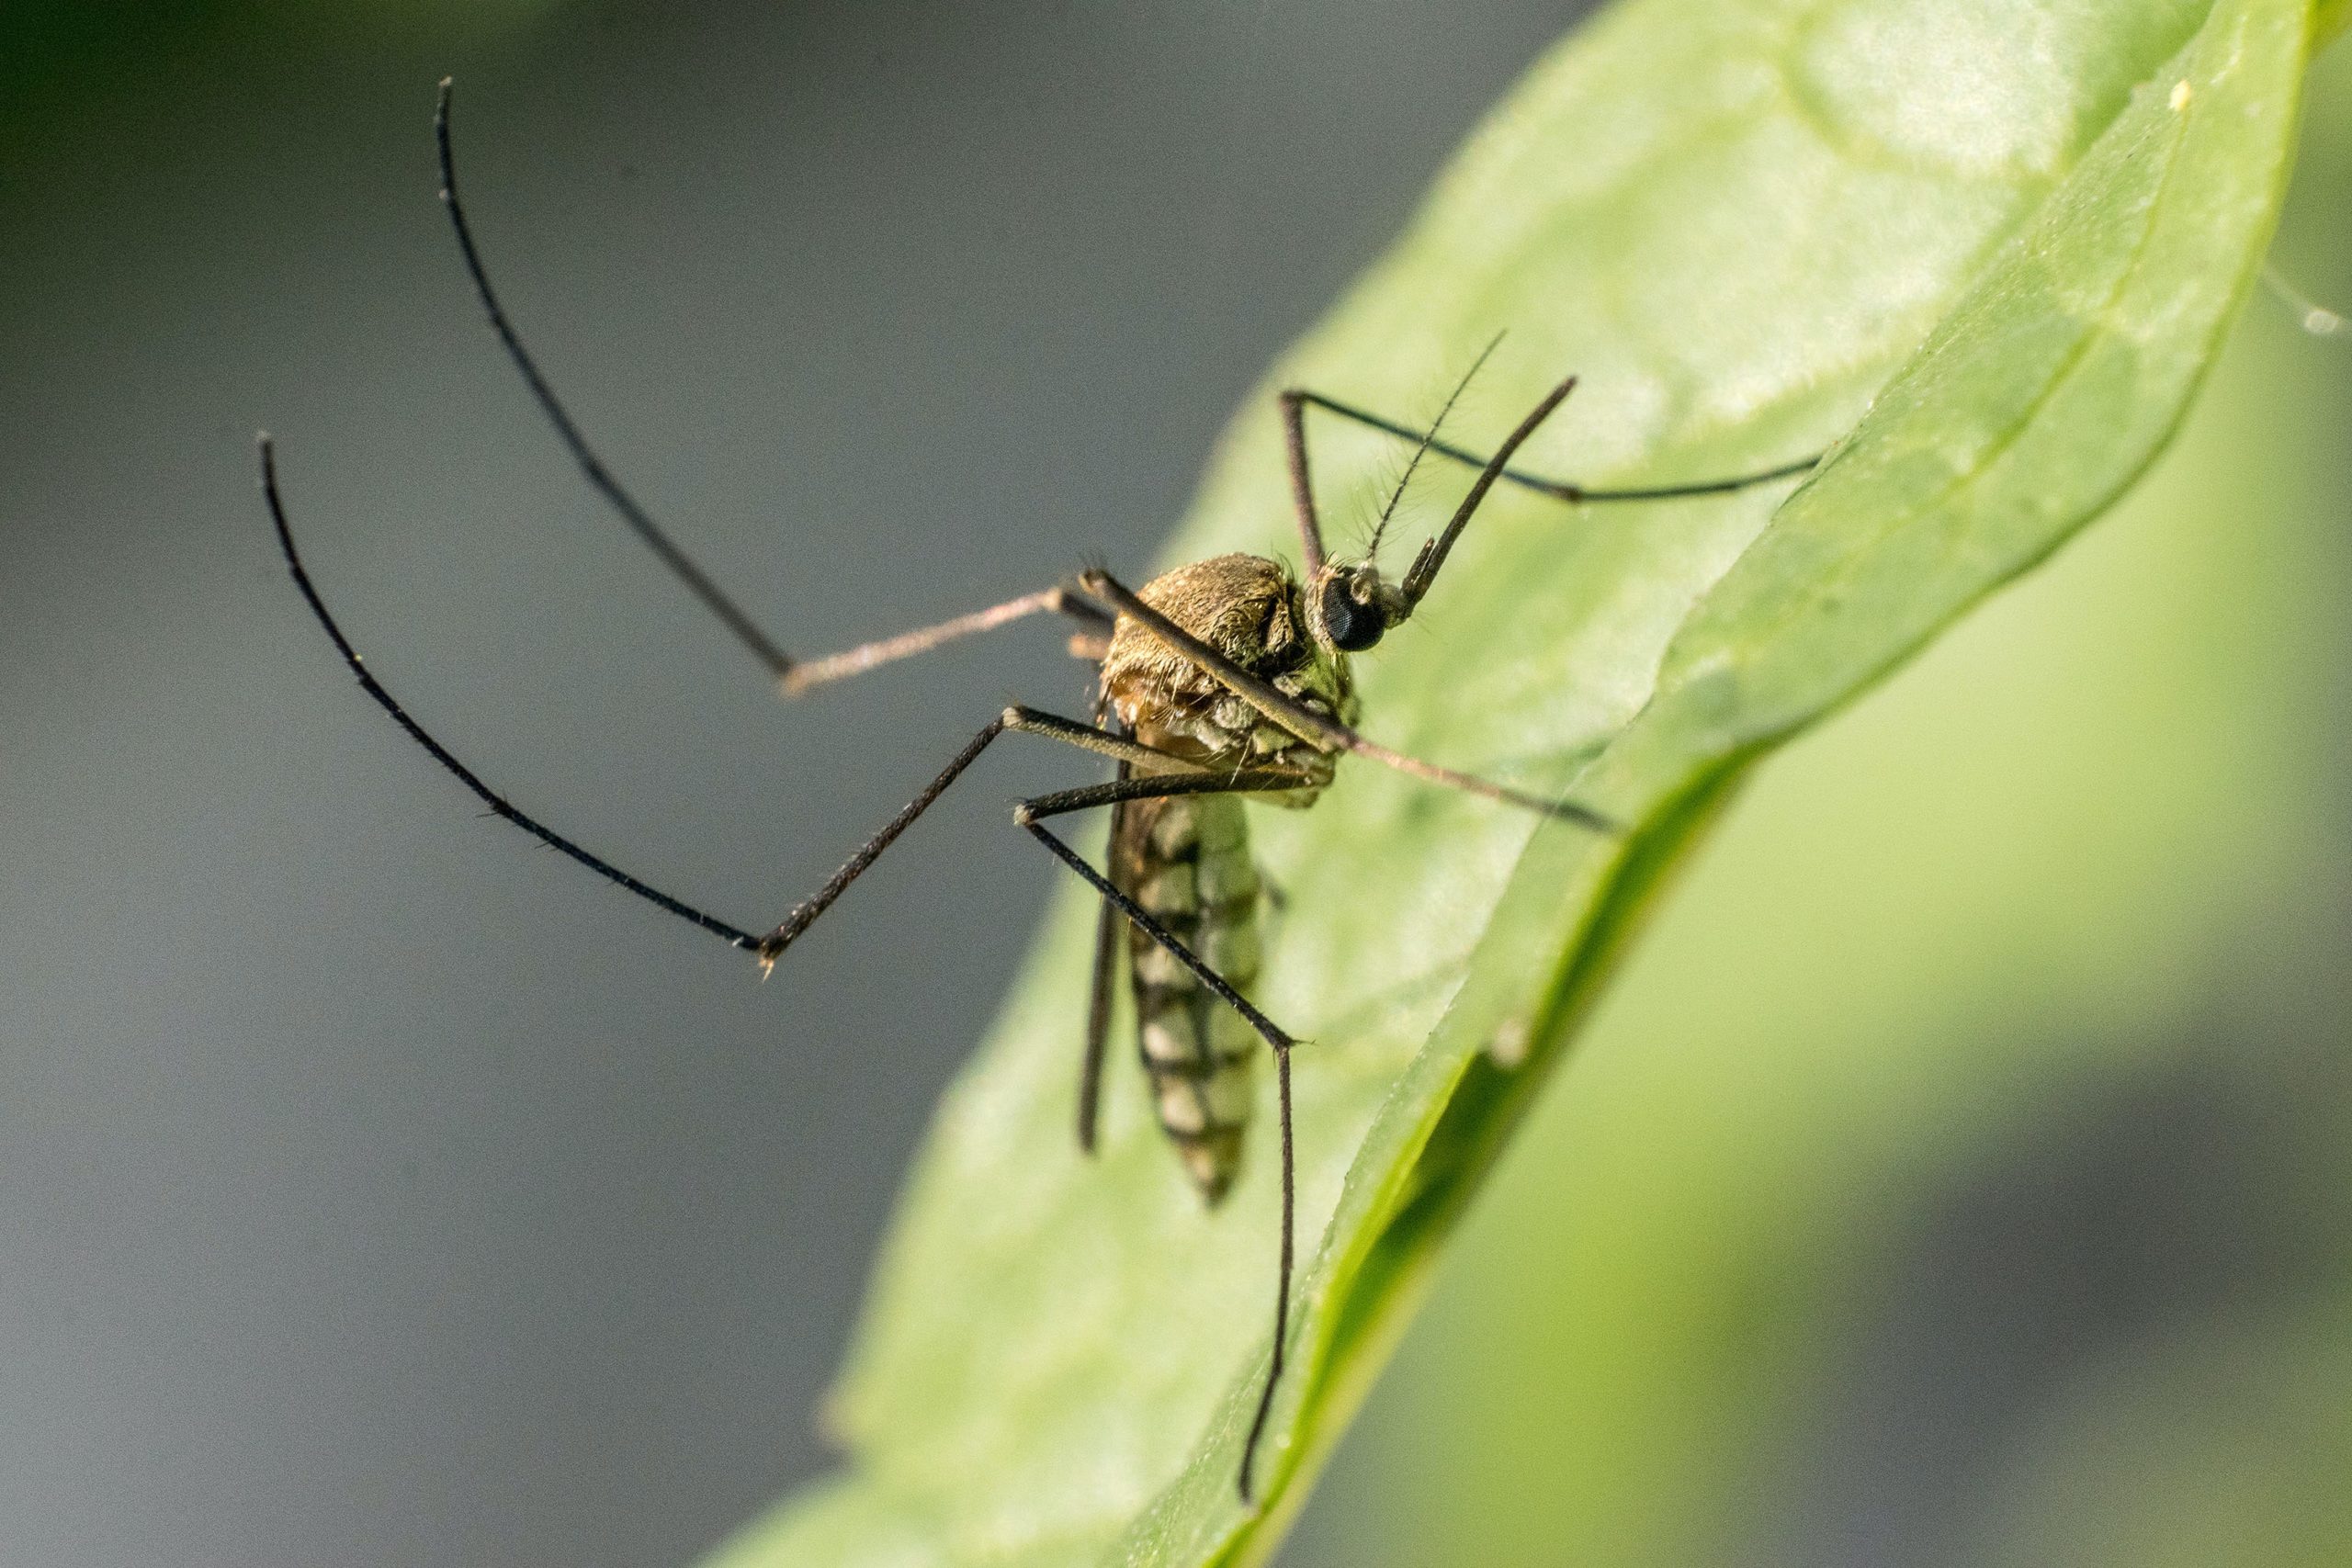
1320 576 1384 652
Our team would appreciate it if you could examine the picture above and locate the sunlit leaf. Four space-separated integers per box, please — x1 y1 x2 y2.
708 0 2312 1562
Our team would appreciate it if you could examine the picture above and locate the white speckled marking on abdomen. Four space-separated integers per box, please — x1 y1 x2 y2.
1122 791 1261 1204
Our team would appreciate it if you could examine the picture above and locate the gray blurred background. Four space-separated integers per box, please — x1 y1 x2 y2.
12 6 2352 1568
0 3 1584 1563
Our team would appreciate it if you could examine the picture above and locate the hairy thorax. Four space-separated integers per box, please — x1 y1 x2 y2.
1099 553 1351 800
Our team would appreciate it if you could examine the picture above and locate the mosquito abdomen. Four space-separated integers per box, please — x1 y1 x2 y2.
1125 792 1262 1204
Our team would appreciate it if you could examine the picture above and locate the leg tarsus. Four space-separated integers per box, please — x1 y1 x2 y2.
261 434 763 954
1237 1041 1295 1507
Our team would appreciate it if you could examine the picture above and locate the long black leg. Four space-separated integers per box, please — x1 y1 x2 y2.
1078 699 1136 1156
1078 776 1125 1156
1015 770 1321 1507
745 710 1210 965
1286 387 1820 506
435 79 789 679
1261 1042 1295 1509
266 436 1199 963
434 79 1111 694
263 436 762 950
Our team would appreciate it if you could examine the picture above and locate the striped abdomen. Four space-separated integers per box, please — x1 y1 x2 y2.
1116 790 1262 1204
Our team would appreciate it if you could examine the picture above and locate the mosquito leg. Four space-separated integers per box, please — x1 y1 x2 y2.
1079 713 1149 1155
1286 386 1821 505
782 590 1114 697
435 81 794 678
1077 700 1128 1152
1015 769 1321 1506
1279 388 1328 578
1017 771 1319 821
1078 569 1614 829
1078 775 1127 1156
266 447 1197 963
752 711 1204 964
1256 1040 1295 1509
1008 706 1206 775
435 80 1114 695
262 436 763 951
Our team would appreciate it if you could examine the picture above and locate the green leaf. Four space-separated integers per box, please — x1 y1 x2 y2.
708 1 2312 1562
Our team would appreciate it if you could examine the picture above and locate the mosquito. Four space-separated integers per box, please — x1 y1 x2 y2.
258 81 1819 1506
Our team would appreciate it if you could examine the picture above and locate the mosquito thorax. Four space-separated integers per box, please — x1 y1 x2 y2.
1100 553 1352 773
1304 561 1408 656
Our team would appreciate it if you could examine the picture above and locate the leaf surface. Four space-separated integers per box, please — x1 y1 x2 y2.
709 0 2312 1562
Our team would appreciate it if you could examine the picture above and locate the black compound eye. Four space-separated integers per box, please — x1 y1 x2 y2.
1320 577 1384 652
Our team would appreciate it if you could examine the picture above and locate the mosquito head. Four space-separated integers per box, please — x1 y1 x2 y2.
1304 560 1410 656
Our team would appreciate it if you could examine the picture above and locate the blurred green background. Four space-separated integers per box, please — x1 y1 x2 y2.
4 4 2346 1565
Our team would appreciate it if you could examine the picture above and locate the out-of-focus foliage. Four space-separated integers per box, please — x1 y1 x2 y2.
1 0 555 110
710 0 2321 1563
